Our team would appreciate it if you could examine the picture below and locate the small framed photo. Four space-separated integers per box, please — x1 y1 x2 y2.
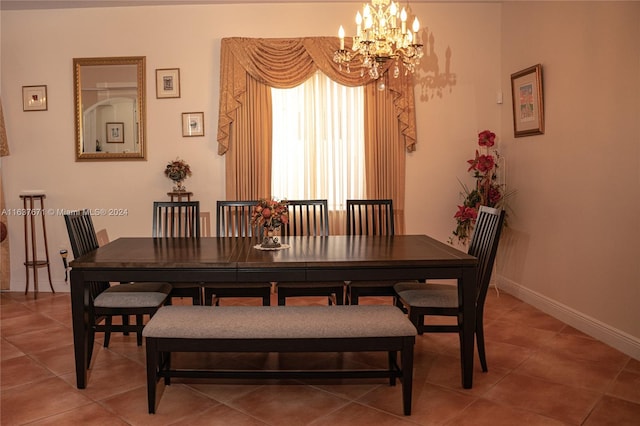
182 112 204 137
155 68 180 98
511 64 544 137
106 122 124 143
22 85 48 111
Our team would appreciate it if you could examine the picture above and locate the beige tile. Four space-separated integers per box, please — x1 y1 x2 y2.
101 383 215 426
3 322 73 353
0 376 93 425
309 401 417 425
583 394 640 426
484 372 600 424
607 369 640 405
0 337 24 361
361 382 476 423
517 350 622 392
29 343 77 376
543 332 630 366
59 355 148 401
1 354 54 389
185 403 271 425
444 398 566 425
226 384 350 425
26 402 130 425
0 291 636 425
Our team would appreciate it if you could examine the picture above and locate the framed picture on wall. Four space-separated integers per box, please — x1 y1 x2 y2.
156 68 180 98
22 85 48 111
106 122 124 143
510 64 544 137
182 112 204 137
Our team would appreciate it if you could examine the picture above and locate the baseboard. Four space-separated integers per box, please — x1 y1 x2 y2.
495 275 640 360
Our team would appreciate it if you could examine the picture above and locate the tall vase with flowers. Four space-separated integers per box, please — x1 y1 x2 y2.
164 158 192 191
450 130 512 245
251 199 289 248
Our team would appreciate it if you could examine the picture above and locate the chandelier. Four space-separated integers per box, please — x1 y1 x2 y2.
334 0 424 80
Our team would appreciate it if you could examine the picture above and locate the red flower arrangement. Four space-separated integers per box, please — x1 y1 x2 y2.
450 130 510 245
251 199 289 229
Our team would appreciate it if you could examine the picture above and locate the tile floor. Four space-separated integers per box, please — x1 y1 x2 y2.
1 289 639 425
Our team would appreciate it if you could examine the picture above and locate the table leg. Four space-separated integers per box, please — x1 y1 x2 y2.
70 269 88 389
460 266 477 389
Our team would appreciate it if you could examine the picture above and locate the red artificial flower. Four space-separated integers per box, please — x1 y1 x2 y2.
478 130 496 147
476 154 495 173
454 205 478 222
488 186 502 205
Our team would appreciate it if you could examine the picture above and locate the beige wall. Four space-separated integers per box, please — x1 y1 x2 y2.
1 2 638 358
498 1 640 357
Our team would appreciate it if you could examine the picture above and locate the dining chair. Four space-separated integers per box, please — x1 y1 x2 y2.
394 206 505 372
345 199 398 304
202 200 272 306
276 199 344 305
152 201 200 238
64 210 171 366
152 201 202 304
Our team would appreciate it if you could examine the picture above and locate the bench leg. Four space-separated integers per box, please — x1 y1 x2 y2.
401 338 414 416
146 338 158 414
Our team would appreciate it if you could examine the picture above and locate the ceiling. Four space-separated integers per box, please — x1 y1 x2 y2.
1 0 450 12
1 0 358 11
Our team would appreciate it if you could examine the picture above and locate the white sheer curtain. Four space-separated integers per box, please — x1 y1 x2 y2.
271 71 365 213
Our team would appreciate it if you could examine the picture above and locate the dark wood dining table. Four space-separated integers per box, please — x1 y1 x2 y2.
69 234 478 390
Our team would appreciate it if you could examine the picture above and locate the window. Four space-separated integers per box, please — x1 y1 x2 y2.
271 71 365 210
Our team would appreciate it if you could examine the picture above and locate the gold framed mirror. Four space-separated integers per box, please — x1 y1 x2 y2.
73 56 146 161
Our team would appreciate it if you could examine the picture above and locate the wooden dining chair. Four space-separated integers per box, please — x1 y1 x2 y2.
152 201 202 304
345 199 398 304
276 199 344 305
64 210 171 366
394 206 505 372
152 201 200 238
202 200 272 306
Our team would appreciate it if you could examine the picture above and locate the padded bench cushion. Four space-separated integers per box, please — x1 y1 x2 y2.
143 305 417 339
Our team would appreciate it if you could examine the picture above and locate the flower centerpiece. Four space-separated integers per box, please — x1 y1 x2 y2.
450 130 511 245
251 199 289 248
164 158 192 191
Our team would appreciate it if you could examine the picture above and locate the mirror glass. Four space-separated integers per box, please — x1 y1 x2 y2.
74 56 146 161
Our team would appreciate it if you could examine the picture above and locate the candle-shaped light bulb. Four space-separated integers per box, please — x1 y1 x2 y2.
356 11 362 36
407 30 413 43
400 8 407 33
339 25 345 50
412 17 420 33
390 2 397 28
363 4 371 19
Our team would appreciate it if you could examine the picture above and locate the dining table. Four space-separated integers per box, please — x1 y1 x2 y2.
69 234 478 390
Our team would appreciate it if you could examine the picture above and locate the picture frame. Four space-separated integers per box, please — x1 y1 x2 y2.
155 68 180 98
511 64 544 137
182 112 204 137
22 85 48 111
106 122 124 143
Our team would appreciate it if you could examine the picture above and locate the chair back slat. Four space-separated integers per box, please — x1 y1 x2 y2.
467 206 506 306
283 199 330 237
152 201 200 238
216 200 259 237
63 210 110 300
346 199 394 236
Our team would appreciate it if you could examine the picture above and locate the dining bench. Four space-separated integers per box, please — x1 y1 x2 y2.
143 305 417 415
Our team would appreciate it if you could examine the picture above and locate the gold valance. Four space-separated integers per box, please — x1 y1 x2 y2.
217 37 417 155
